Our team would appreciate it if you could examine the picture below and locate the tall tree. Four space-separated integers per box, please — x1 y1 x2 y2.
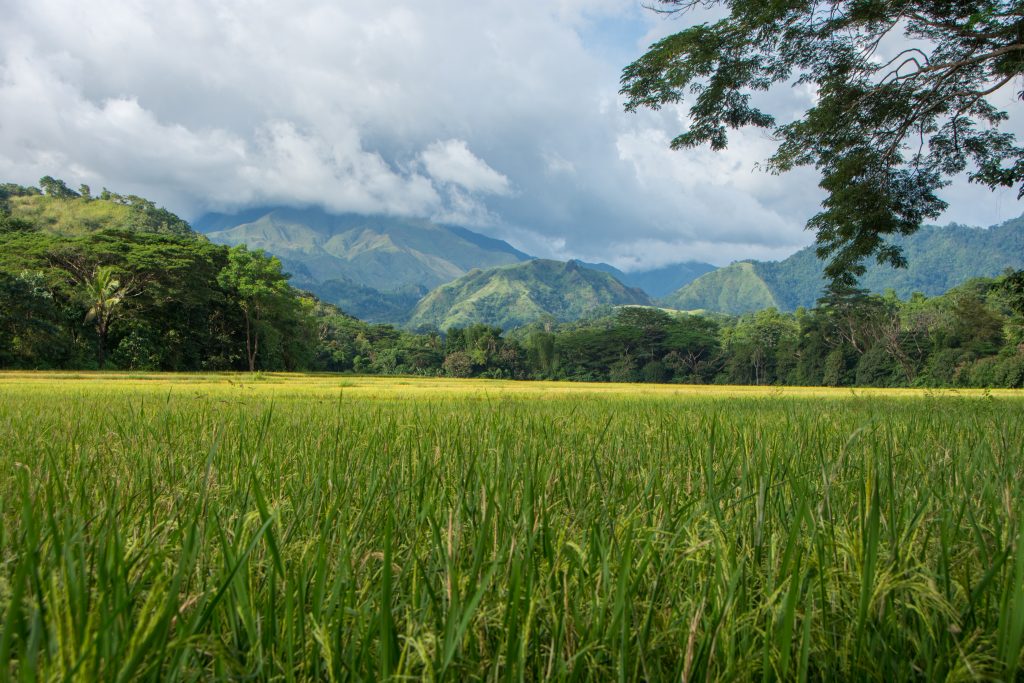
621 1 1024 284
82 266 125 369
217 245 291 372
38 176 80 200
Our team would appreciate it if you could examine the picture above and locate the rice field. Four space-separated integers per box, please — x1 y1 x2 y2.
1 373 1023 680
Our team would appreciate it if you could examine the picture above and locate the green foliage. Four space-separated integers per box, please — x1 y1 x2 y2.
822 347 847 386
442 324 525 379
0 184 319 372
0 182 41 204
855 342 905 387
719 308 800 385
622 0 1024 283
999 268 1024 315
608 354 639 382
442 350 475 377
81 265 126 368
38 175 79 199
527 330 558 378
640 359 668 383
218 245 306 372
960 349 1024 387
219 246 291 308
312 306 443 376
0 270 64 368
550 307 721 383
666 270 1024 388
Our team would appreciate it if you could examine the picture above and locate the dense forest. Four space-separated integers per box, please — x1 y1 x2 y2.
2 179 1023 387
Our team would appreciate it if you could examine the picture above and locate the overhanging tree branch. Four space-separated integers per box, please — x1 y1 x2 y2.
621 0 1024 282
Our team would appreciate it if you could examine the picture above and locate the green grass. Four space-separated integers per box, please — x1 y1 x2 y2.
8 195 137 235
1 374 1023 680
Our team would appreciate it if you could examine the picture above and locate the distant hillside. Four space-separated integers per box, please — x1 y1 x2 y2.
298 277 426 325
3 185 193 237
663 216 1024 314
581 261 715 298
408 259 651 330
661 262 777 314
196 207 531 321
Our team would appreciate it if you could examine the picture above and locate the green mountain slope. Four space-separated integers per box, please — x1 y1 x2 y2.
408 259 652 330
196 207 531 321
663 217 1024 314
662 262 779 313
298 276 426 325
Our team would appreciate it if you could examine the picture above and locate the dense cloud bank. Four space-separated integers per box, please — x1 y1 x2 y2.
0 0 1014 268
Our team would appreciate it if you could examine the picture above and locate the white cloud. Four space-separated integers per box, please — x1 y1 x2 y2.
235 122 440 216
0 0 1011 269
431 187 503 228
420 139 511 195
543 151 577 176
613 123 823 254
0 47 440 216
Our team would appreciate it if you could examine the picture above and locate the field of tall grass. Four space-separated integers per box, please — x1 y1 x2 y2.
1 373 1022 680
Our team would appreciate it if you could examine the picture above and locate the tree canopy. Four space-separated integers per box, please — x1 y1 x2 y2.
621 0 1024 284
218 245 294 372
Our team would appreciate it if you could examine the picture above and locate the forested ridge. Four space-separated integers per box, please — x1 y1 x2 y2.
406 259 652 331
2 179 1023 387
664 218 1024 314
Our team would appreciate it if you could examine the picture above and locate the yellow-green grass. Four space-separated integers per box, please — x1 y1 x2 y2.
1 373 1023 680
0 370 1018 400
7 195 137 235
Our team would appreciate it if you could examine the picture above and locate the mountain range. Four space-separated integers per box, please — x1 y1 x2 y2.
662 216 1024 313
195 206 1024 326
195 207 714 322
195 207 531 321
11 182 1024 332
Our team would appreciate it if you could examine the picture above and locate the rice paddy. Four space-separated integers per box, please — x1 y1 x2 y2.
1 373 1023 680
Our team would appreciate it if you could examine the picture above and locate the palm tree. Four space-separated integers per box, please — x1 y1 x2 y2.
83 266 123 369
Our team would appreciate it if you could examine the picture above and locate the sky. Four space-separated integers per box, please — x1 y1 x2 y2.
0 0 1020 270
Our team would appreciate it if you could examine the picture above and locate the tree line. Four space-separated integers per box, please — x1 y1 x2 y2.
510 274 1024 388
2 180 1023 387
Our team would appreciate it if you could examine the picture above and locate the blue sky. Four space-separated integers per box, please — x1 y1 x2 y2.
0 0 1019 269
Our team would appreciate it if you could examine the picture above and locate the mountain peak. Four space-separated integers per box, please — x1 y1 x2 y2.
408 259 651 330
196 206 532 321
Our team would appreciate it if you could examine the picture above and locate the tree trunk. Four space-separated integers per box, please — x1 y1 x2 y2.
251 307 262 372
97 320 107 369
244 311 255 372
